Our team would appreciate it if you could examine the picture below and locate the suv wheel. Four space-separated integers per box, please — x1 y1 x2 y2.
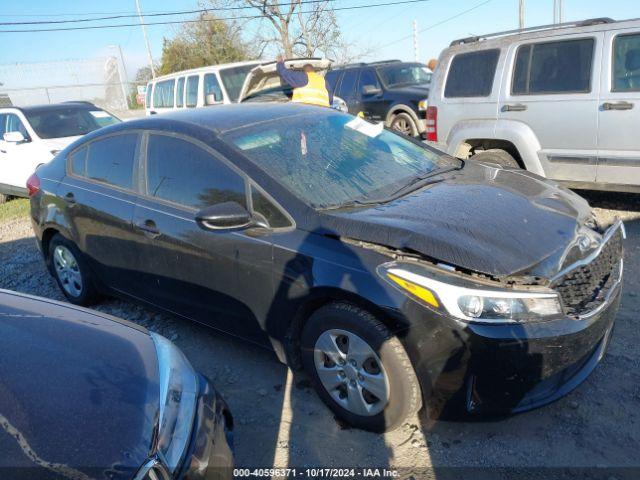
390 112 418 137
49 234 100 306
301 302 421 432
471 149 520 168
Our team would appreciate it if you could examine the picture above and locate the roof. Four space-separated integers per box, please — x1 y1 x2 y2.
2 101 97 114
120 103 332 134
150 60 263 83
332 60 424 71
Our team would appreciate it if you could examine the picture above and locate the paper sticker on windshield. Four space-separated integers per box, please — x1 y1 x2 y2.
90 110 110 118
345 117 384 138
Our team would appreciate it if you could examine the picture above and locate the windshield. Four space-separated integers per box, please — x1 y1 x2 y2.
25 107 120 139
378 64 432 88
220 65 259 102
222 111 454 208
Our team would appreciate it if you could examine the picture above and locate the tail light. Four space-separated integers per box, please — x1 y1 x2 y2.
26 173 41 197
426 106 438 142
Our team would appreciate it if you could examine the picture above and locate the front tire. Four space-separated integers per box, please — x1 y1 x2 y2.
390 112 418 137
49 234 100 306
301 302 421 432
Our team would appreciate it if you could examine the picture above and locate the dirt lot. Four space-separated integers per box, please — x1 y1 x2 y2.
1 192 639 478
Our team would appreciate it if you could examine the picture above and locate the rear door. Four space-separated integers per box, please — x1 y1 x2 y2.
499 33 604 182
596 28 640 187
336 69 359 115
132 132 273 343
60 132 142 292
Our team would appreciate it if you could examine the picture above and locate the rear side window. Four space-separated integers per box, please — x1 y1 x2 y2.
337 70 358 98
69 146 88 176
358 69 381 91
445 49 500 98
612 33 640 92
145 84 152 108
146 134 246 209
86 134 138 190
186 76 199 107
325 71 342 92
176 77 185 107
512 38 594 95
153 79 175 108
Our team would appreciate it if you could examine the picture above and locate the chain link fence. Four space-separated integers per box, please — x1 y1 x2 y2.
0 56 131 114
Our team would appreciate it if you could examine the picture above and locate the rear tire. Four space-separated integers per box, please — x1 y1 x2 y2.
390 112 418 137
49 234 100 306
301 302 421 432
471 149 520 168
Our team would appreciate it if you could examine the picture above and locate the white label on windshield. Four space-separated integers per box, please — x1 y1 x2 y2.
90 110 110 118
345 117 384 138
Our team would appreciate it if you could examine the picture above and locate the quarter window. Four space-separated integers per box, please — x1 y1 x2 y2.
146 134 246 209
325 71 342 92
512 38 594 95
86 134 138 190
445 49 500 98
69 146 88 176
612 33 640 92
176 77 185 107
337 70 358 99
153 79 175 108
145 83 153 108
186 76 199 107
251 185 290 228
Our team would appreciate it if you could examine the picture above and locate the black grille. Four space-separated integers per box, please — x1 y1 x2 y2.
554 229 623 316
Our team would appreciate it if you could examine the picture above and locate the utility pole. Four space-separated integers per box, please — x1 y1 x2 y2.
135 0 155 79
553 0 563 24
519 0 525 29
413 19 419 63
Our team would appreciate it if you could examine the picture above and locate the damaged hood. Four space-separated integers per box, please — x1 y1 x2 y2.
318 162 596 279
238 58 332 102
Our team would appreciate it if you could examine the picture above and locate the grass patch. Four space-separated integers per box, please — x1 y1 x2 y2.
0 198 30 222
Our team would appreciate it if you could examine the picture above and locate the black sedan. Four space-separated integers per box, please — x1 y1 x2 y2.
28 104 623 432
0 289 233 479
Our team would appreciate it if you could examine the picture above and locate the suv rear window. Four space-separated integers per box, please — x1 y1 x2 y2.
512 38 594 95
445 49 500 98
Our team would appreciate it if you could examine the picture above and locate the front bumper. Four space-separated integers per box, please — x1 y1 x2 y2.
178 375 234 480
398 277 622 419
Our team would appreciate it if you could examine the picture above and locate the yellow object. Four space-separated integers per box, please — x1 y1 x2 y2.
387 273 440 307
357 111 365 118
292 72 330 107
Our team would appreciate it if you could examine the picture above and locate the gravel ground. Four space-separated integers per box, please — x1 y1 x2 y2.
0 192 639 478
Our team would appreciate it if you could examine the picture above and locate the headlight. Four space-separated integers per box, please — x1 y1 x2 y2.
379 262 562 324
150 332 198 474
418 99 428 111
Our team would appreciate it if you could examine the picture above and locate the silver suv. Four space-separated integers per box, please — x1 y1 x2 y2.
427 18 640 193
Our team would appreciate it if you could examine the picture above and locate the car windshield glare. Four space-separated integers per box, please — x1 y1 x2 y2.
378 64 432 88
221 111 453 209
25 107 120 139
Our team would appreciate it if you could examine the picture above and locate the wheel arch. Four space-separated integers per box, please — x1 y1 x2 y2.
385 104 422 131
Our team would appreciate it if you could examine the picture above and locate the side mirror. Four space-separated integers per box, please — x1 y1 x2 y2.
205 92 222 106
195 201 258 231
4 131 26 143
362 85 382 96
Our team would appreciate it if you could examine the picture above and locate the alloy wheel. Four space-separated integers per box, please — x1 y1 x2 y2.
53 245 83 298
391 117 413 136
313 329 390 416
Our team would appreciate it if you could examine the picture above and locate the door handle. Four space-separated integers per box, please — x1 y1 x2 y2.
501 104 527 112
149 111 157 115
0 150 6 154
135 219 161 238
64 192 76 205
601 101 634 111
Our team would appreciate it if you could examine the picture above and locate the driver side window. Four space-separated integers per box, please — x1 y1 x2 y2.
6 114 29 138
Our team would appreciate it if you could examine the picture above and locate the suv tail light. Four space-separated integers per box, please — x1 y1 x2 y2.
426 106 438 142
26 173 41 197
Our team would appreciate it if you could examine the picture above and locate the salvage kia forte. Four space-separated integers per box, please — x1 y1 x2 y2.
28 104 624 432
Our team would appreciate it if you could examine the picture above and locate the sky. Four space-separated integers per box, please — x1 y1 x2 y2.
0 0 638 81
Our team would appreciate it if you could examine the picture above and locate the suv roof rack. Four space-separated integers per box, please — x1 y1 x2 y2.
450 17 617 46
338 59 403 69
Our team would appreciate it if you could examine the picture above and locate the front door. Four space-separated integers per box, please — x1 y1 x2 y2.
0 113 40 192
596 29 640 187
357 68 388 122
132 132 272 344
498 33 604 182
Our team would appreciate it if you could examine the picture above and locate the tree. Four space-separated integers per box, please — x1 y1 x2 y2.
158 13 253 75
207 0 361 61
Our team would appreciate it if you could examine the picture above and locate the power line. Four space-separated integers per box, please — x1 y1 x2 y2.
0 0 435 33
385 0 493 47
0 0 335 26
